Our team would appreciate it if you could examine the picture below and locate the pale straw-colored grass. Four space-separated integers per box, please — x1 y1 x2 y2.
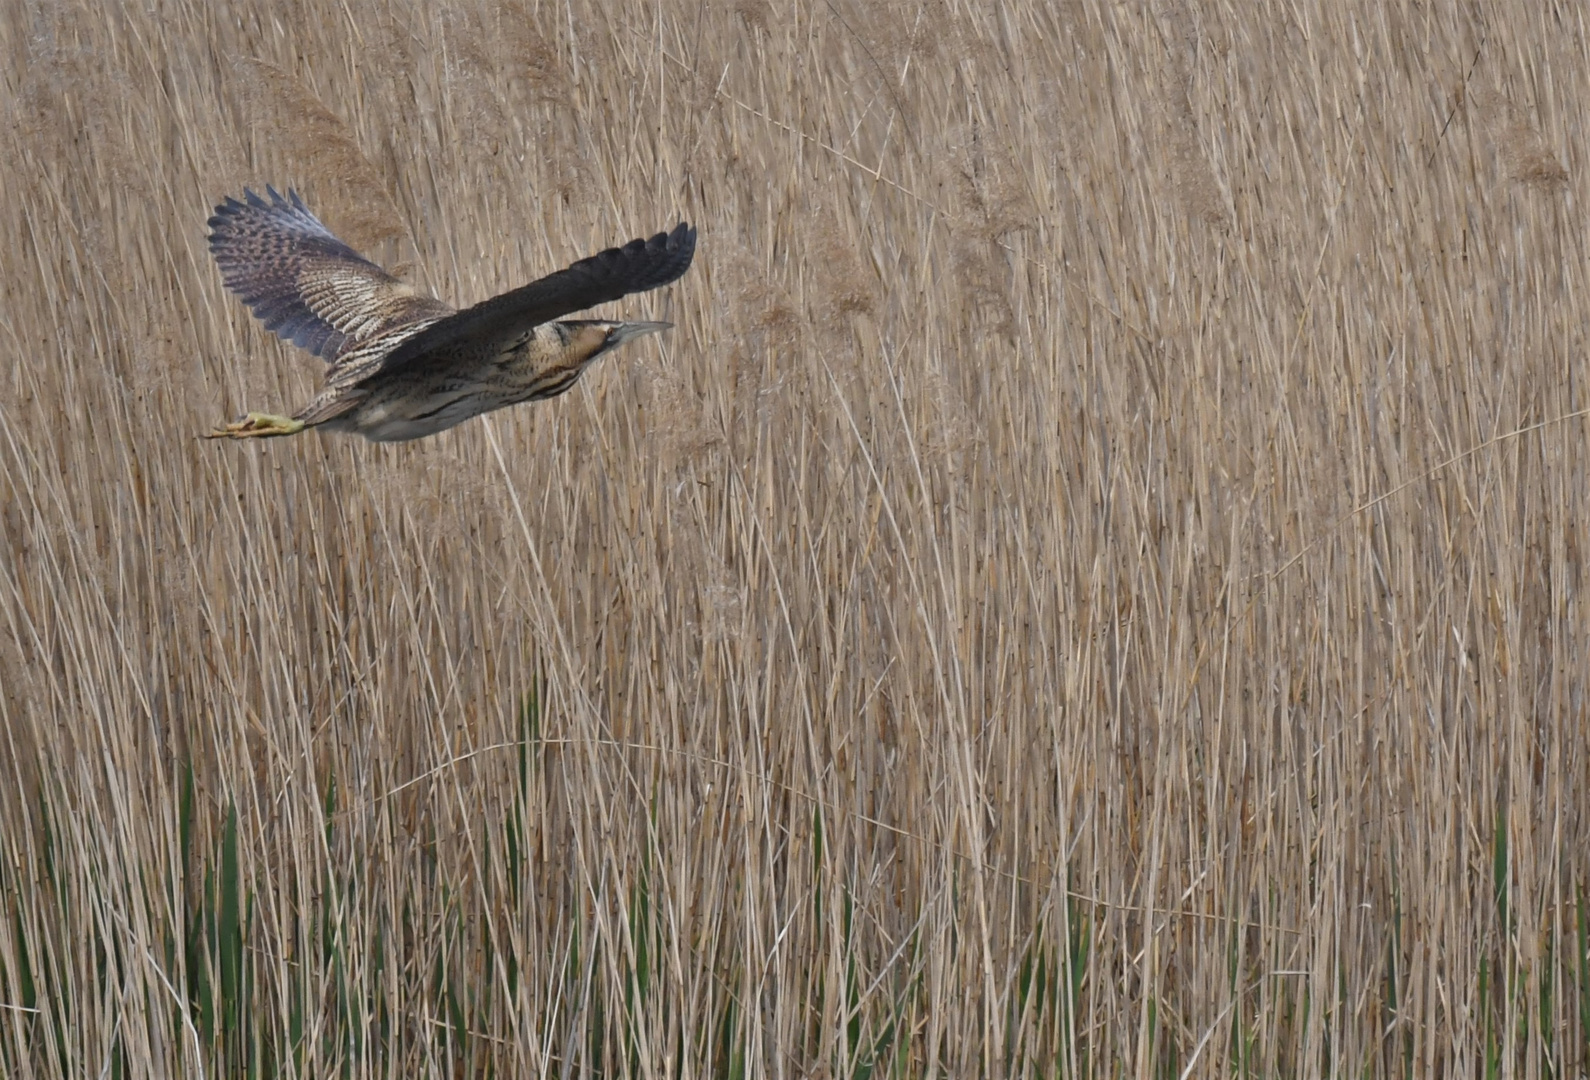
1 1 1586 1076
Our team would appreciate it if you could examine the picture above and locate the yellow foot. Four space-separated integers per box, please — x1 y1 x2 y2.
204 412 306 439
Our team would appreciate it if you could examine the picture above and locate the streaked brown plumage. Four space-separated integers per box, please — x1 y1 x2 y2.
205 187 696 442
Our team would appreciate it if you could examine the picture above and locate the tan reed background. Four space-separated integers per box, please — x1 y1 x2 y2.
1 0 1587 1076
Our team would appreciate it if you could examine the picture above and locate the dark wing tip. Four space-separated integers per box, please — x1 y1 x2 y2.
208 186 301 236
661 221 696 267
208 187 274 252
563 221 697 297
615 221 696 292
658 221 697 286
207 193 248 244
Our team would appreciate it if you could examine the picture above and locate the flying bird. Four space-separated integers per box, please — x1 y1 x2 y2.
204 187 696 442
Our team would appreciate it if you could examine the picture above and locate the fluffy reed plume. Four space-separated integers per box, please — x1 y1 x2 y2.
1467 82 1570 190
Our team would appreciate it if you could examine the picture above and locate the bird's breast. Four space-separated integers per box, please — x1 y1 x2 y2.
492 323 605 401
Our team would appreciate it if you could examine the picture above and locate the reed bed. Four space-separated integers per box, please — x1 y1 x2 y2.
1 0 1587 1076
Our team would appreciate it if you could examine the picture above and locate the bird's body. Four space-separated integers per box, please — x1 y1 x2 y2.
306 319 660 442
204 187 695 442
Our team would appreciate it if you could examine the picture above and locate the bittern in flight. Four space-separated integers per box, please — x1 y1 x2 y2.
204 187 696 442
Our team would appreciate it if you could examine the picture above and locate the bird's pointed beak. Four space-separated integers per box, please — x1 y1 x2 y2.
604 320 672 348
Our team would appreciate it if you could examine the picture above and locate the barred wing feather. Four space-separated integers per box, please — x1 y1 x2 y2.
208 187 452 361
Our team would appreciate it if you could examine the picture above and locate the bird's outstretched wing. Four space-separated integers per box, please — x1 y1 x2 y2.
375 223 697 377
208 187 452 361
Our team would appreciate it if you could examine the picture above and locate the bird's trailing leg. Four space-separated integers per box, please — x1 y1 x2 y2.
204 412 307 439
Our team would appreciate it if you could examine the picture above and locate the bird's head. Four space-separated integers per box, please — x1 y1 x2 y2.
566 320 673 360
